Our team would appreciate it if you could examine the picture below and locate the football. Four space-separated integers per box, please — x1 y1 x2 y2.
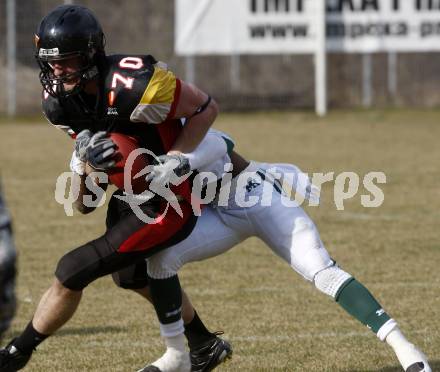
107 133 150 194
106 133 193 203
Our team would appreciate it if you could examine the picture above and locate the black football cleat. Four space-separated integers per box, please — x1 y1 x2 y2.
190 333 232 372
0 340 33 371
406 362 431 372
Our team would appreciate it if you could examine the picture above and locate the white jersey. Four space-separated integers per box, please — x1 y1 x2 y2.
197 129 234 180
199 130 319 207
147 158 332 283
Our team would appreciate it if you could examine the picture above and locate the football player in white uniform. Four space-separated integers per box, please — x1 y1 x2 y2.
134 130 432 372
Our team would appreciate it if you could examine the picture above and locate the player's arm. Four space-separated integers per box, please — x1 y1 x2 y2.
169 82 219 154
145 130 234 185
42 99 111 214
70 155 108 215
72 173 108 215
72 173 94 215
70 131 115 214
130 64 217 152
183 129 233 170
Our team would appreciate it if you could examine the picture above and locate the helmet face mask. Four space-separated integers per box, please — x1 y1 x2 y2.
35 5 105 99
36 53 96 98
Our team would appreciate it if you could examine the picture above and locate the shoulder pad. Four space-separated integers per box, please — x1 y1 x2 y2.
103 55 156 118
103 55 180 124
41 91 75 138
42 91 64 125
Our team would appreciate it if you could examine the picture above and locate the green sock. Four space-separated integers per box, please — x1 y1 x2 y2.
335 278 390 333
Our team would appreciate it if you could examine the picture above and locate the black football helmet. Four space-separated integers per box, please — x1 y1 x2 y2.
35 5 105 98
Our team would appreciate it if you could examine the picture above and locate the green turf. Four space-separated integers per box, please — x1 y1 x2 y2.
0 110 438 371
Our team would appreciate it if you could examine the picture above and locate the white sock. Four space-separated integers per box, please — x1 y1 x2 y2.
159 319 184 338
385 328 430 371
163 333 187 353
151 334 190 372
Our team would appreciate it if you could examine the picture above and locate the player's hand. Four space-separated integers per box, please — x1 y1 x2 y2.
86 131 117 171
74 129 92 162
145 154 191 185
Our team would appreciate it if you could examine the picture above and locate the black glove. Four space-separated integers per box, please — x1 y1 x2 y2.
145 154 191 185
86 131 117 171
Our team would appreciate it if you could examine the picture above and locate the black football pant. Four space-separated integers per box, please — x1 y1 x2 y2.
55 190 196 325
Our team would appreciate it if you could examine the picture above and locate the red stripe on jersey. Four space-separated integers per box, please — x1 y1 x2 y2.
156 119 182 151
166 78 181 120
117 202 192 253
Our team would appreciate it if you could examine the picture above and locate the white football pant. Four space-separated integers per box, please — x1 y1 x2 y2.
147 162 334 282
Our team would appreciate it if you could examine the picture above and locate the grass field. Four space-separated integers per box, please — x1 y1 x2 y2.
0 110 439 371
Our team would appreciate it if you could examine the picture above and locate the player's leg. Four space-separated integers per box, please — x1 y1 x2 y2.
0 275 83 372
131 283 232 372
137 206 243 372
109 191 231 372
251 175 431 372
109 191 207 334
113 266 219 347
0 226 16 341
132 286 195 324
0 238 148 371
0 199 178 371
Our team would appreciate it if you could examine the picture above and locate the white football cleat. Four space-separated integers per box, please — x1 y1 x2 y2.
405 360 431 372
136 348 191 372
397 344 431 372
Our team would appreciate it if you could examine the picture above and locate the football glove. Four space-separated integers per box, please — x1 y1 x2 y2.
86 131 117 171
74 129 92 162
145 154 191 185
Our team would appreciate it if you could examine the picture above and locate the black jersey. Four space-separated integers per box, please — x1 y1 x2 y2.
42 54 183 156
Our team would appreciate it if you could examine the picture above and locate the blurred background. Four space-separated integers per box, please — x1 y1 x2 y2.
0 2 439 370
2 0 440 115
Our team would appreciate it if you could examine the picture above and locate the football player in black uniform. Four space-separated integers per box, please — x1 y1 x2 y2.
0 5 230 372
0 181 16 342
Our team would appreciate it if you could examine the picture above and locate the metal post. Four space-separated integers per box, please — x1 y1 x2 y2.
6 0 16 117
230 54 240 91
387 52 397 103
185 56 195 84
315 0 327 116
362 53 373 108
